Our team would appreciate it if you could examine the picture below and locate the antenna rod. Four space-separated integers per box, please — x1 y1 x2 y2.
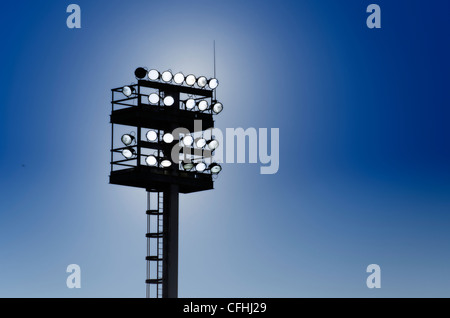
213 40 216 79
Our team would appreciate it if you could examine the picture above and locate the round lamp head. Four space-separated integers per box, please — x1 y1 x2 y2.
208 78 219 89
163 96 174 106
121 134 135 146
122 86 134 97
163 133 174 143
161 71 173 82
135 67 147 79
198 100 208 111
173 72 185 84
207 139 219 150
212 102 223 114
185 74 196 86
197 76 207 88
196 138 207 148
122 148 135 159
148 93 160 104
185 98 195 110
195 162 206 172
210 163 222 174
148 69 160 80
146 130 158 142
182 161 194 171
181 135 194 146
146 155 157 166
161 159 172 168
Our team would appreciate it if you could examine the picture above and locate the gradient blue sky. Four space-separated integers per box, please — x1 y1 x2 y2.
0 0 449 297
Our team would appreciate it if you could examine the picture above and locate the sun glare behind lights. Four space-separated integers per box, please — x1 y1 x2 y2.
121 134 135 146
161 159 172 168
195 162 206 172
197 76 207 88
146 155 157 166
148 93 160 104
181 135 194 146
212 102 223 114
185 74 196 86
122 86 133 97
146 130 158 142
198 100 208 111
208 78 219 89
173 72 185 84
164 96 175 106
163 133 174 143
148 69 159 80
161 71 173 82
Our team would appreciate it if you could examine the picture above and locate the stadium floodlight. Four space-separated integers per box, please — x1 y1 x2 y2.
182 161 194 171
121 134 135 146
212 102 223 114
148 93 160 104
209 163 222 174
135 67 147 79
197 76 207 88
195 138 207 148
146 130 158 142
173 72 185 84
122 147 135 159
198 100 208 111
208 78 219 89
146 155 158 166
185 98 195 110
181 135 194 146
161 159 172 168
195 162 206 172
163 133 174 143
122 86 135 97
148 69 160 80
161 71 173 82
185 74 196 86
164 96 175 106
207 139 219 150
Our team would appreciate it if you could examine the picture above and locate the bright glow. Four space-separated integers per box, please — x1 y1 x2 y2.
212 102 223 114
163 133 174 143
182 161 194 170
164 96 174 106
210 163 222 174
185 74 196 86
181 135 193 146
198 100 208 111
207 139 219 150
196 138 207 148
195 162 206 172
161 159 172 168
121 134 134 146
122 86 133 97
146 155 157 166
197 76 207 88
122 148 135 159
148 93 160 104
148 69 159 80
173 72 185 84
135 67 147 79
185 98 195 110
208 78 219 89
146 130 158 142
161 71 173 82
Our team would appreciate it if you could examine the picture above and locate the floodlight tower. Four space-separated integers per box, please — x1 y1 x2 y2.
110 67 222 298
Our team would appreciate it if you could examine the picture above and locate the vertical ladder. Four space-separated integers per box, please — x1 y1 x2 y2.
145 191 164 298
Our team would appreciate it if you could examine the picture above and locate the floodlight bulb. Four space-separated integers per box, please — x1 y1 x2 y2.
164 96 174 106
173 72 185 84
148 93 160 104
148 69 159 80
197 76 207 88
207 139 219 150
210 163 222 174
196 138 207 148
182 161 194 170
161 71 173 82
163 133 174 143
198 100 208 111
146 130 158 142
208 78 219 89
135 67 147 79
182 135 194 146
195 162 206 172
212 102 223 114
121 134 135 146
146 155 157 166
185 98 195 110
122 86 133 97
122 148 135 159
161 159 172 168
185 74 196 86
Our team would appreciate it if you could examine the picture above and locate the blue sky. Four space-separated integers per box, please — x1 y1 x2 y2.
0 0 449 297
